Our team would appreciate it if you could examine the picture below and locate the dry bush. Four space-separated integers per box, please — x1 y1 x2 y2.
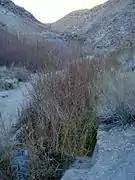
96 69 135 126
18 59 104 179
0 118 12 180
0 56 123 179
0 66 29 90
15 56 123 179
0 66 29 81
0 133 12 180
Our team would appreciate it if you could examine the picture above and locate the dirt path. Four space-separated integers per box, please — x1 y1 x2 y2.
0 82 32 145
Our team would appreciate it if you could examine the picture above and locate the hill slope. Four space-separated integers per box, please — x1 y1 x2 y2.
51 0 135 57
0 0 41 23
0 0 79 69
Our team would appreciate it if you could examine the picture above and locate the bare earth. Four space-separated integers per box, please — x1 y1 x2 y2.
0 82 32 145
62 124 135 180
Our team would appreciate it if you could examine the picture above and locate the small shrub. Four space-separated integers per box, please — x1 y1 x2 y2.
0 66 29 90
0 78 18 90
10 67 29 82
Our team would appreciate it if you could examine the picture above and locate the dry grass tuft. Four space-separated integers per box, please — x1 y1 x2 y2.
18 59 103 179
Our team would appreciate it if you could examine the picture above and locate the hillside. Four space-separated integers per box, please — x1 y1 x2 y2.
51 6 102 34
51 0 135 57
0 0 40 23
0 0 49 38
0 0 79 69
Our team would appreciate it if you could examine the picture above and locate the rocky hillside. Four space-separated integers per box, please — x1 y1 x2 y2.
0 0 41 23
51 3 105 35
0 0 49 37
51 9 93 34
51 0 135 58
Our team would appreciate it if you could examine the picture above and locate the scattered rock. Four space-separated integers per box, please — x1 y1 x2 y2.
1 94 8 98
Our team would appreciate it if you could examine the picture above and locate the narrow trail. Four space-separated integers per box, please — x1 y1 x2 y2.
0 82 32 145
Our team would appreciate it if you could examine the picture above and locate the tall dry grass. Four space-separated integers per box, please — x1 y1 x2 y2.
0 54 125 179
14 56 125 179
18 59 104 179
0 147 12 180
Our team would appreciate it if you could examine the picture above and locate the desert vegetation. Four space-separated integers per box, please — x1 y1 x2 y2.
9 56 127 179
0 50 135 179
0 28 80 71
15 59 99 179
0 66 29 90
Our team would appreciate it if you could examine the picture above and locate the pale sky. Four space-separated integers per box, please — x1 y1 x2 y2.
12 0 107 23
